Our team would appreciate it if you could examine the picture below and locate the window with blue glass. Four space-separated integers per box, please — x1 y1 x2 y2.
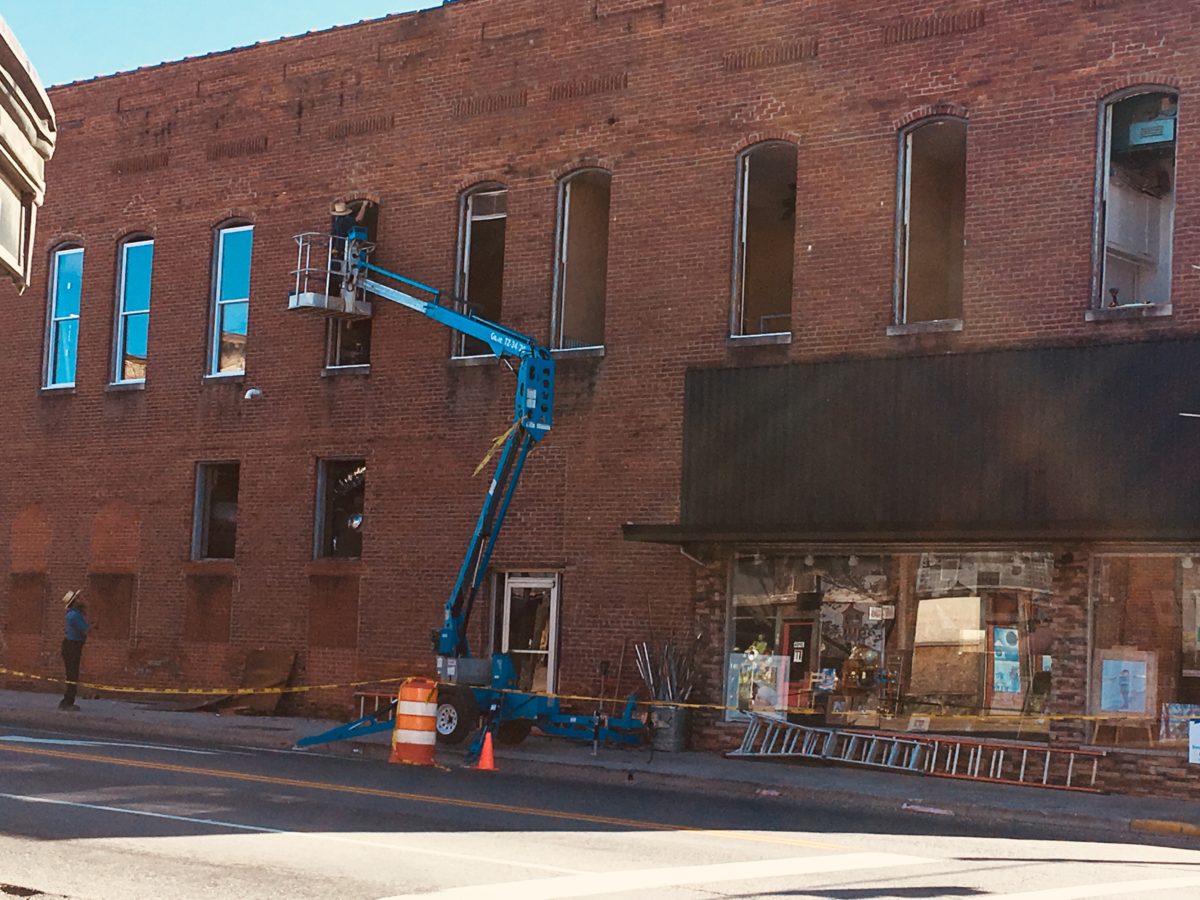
46 246 83 387
211 225 252 375
114 239 153 383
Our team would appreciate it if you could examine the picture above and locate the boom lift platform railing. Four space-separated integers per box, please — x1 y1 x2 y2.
288 227 644 757
729 712 1106 792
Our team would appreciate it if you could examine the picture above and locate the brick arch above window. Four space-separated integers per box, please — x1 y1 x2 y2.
551 156 616 181
48 233 85 252
730 131 802 155
212 213 254 230
894 102 970 131
114 226 155 245
1095 77 1182 102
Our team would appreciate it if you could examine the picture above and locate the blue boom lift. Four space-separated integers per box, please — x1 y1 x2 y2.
292 227 643 755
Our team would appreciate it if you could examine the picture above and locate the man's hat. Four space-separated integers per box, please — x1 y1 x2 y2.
62 589 83 608
331 199 351 215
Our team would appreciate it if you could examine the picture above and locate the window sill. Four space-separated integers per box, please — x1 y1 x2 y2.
1085 303 1172 322
551 346 606 359
448 354 499 368
106 380 146 393
306 557 364 576
322 364 371 377
886 318 963 337
203 373 245 384
182 559 236 577
40 384 76 395
727 332 791 347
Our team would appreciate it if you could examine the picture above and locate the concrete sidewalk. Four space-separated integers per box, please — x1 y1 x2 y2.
1 687 1197 844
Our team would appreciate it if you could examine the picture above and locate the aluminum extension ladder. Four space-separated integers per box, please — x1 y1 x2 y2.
728 714 928 774
729 713 1106 792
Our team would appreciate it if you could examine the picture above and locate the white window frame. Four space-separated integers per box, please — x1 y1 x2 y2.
191 461 240 560
45 246 83 388
455 186 507 358
731 143 796 337
113 238 153 385
497 573 560 694
325 318 371 371
209 224 253 377
551 170 610 351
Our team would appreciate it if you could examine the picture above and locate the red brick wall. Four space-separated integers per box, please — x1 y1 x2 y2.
1 0 1198 735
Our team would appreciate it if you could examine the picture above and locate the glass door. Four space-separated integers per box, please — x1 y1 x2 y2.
500 575 558 693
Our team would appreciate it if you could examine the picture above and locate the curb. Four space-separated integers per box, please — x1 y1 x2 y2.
1131 818 1200 837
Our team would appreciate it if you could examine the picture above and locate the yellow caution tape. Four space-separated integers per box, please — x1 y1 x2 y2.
473 422 519 476
0 665 1163 724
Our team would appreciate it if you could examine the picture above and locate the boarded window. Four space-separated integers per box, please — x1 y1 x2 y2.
184 575 232 642
554 170 611 349
193 462 240 560
457 187 507 357
7 573 45 635
86 573 134 640
316 459 365 559
1099 90 1177 308
898 119 967 324
734 143 796 336
308 575 359 649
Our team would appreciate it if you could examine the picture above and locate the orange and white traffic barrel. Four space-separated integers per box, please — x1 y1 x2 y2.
389 679 438 766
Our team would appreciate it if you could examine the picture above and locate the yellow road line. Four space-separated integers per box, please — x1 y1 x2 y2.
0 743 847 851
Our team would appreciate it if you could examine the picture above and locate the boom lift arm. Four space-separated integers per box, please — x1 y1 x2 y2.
295 228 642 753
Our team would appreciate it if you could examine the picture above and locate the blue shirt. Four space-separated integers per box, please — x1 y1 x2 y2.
64 608 90 642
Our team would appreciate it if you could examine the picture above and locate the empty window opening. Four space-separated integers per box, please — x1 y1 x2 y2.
457 187 507 357
211 225 253 375
115 238 153 383
0 169 28 275
554 170 611 349
316 458 366 559
898 119 967 324
734 142 797 336
326 317 372 369
193 462 240 560
1099 90 1178 308
46 246 83 387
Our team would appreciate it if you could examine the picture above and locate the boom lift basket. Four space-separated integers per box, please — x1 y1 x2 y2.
288 232 374 318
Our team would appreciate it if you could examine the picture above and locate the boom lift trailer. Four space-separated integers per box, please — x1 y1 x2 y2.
292 228 643 755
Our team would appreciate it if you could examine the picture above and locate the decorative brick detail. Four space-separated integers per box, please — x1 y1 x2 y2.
205 135 269 161
1082 0 1124 10
548 72 629 102
197 73 247 98
111 151 170 177
722 38 820 73
883 8 987 45
594 0 664 19
117 89 165 112
284 56 338 80
329 114 395 141
482 18 544 44
450 90 528 119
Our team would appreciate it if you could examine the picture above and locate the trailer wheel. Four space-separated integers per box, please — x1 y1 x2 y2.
496 720 532 746
435 688 478 745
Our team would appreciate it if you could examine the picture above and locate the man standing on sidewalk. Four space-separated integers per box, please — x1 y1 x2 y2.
59 590 90 711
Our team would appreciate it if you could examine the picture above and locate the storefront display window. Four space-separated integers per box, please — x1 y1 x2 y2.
1090 555 1200 751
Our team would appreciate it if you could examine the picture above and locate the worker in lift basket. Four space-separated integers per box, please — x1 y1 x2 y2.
329 198 370 279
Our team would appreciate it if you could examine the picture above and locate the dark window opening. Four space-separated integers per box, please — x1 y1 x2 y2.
326 317 372 368
317 458 365 559
735 143 797 336
194 462 240 560
458 188 506 356
898 119 967 324
555 170 611 349
1100 90 1177 308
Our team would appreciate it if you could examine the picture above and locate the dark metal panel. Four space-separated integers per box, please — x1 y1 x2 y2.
680 339 1200 540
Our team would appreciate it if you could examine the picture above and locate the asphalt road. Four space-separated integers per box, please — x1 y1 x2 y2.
1 724 1198 900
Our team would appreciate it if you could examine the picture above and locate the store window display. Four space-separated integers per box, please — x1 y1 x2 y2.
1090 555 1200 751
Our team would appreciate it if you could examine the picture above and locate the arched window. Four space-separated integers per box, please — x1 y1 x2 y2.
209 222 253 376
733 141 797 337
895 117 967 325
553 169 611 350
456 183 507 357
45 244 83 388
113 234 154 384
1096 88 1178 309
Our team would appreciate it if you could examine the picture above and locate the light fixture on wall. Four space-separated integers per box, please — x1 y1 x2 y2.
1183 556 1194 570
848 554 859 568
804 554 815 567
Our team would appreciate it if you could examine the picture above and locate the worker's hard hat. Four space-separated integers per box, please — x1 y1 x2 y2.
331 199 350 215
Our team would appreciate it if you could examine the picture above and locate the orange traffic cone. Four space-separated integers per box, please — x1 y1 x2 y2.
477 730 497 771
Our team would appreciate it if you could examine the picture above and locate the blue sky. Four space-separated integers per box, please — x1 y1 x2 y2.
5 1 443 87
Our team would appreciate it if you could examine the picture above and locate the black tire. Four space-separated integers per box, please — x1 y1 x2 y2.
496 719 532 746
434 687 479 745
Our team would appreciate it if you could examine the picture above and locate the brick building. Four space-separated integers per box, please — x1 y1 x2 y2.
2 0 1199 796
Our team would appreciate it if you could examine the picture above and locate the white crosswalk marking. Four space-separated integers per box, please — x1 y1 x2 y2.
994 875 1200 899
375 851 933 900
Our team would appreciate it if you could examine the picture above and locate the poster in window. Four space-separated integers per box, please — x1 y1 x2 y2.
1092 648 1157 718
991 626 1021 695
725 652 789 719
